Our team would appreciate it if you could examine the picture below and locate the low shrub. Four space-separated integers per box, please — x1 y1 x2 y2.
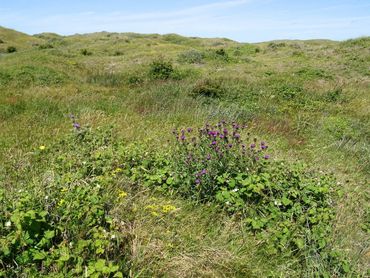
148 59 174 80
268 42 286 50
80 49 92 56
178 49 204 64
6 46 17 53
190 78 225 98
38 44 54 49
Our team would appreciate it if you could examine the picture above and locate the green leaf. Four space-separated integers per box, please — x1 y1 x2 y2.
294 238 305 249
95 259 106 271
33 251 46 260
281 196 292 206
44 230 55 239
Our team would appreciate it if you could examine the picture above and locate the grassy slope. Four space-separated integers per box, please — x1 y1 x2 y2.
0 26 43 52
0 27 369 276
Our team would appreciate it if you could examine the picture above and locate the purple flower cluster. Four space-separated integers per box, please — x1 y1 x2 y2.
172 121 271 186
70 114 81 130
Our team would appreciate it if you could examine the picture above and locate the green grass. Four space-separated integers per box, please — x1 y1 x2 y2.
0 26 369 277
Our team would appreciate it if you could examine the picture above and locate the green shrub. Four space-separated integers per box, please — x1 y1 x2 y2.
127 74 144 85
268 42 286 50
204 48 230 62
178 50 204 64
6 46 17 53
38 44 54 49
80 49 92 56
114 50 123 56
190 78 225 98
148 59 174 80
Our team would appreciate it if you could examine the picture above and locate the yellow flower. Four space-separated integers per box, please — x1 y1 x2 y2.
161 204 177 213
118 190 128 199
39 145 46 150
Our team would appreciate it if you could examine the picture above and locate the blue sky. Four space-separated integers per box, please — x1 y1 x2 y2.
0 0 369 42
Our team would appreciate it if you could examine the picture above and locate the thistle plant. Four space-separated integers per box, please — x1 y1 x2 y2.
172 121 270 199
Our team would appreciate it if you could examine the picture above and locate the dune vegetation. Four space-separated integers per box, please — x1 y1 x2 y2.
0 26 369 277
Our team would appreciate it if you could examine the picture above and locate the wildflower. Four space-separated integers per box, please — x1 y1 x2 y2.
223 128 228 135
187 127 193 133
232 188 239 192
201 169 207 175
250 143 256 149
255 157 260 161
234 133 241 139
181 135 186 141
264 155 270 160
206 154 211 160
261 145 268 150
118 190 128 198
219 134 225 139
162 204 177 213
39 145 46 150
5 221 11 228
73 122 81 130
195 179 201 185
211 141 217 145
111 234 116 239
228 143 233 148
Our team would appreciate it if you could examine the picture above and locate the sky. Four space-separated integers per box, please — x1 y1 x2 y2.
0 0 369 42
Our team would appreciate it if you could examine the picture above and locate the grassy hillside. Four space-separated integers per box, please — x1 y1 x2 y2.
0 26 43 53
0 28 369 277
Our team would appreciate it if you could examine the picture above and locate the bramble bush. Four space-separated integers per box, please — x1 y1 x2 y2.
0 122 128 277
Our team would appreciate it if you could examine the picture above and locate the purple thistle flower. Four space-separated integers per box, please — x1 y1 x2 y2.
261 145 268 150
206 154 211 160
264 155 270 160
228 143 233 148
255 157 260 161
195 179 201 185
250 143 256 149
261 141 266 146
201 169 207 175
73 122 81 130
187 128 193 133
181 135 186 141
223 128 228 135
234 133 241 139
219 134 225 139
211 141 217 145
